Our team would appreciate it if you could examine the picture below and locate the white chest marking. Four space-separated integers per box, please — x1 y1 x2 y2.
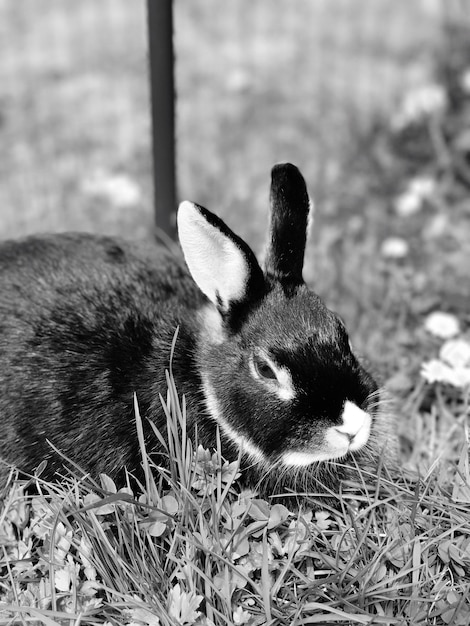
201 373 266 466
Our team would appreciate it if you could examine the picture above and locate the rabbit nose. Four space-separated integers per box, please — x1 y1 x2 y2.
334 429 356 444
334 400 372 452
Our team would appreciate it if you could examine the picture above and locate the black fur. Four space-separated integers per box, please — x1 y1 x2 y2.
0 234 210 483
265 163 310 287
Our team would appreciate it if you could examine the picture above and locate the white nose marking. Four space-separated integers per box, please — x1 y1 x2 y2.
336 400 367 437
336 429 355 443
332 400 372 452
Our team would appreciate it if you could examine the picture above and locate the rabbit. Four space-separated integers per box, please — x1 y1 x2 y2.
0 163 391 501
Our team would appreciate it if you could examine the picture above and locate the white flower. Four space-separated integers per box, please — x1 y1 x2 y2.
421 359 470 388
380 237 409 259
395 177 436 218
421 359 456 384
393 83 447 129
461 68 470 94
409 177 436 198
424 312 460 339
395 191 422 217
440 338 470 369
82 171 142 208
424 213 448 239
453 368 470 387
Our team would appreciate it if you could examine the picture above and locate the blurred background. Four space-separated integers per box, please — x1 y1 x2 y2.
0 0 458 239
1 1 470 454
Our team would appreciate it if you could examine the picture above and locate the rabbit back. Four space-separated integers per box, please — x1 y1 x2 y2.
0 233 204 483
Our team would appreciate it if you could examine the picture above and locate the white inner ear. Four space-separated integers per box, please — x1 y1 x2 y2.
177 201 249 310
307 196 315 239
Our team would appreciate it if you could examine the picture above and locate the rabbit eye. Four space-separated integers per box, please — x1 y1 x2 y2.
249 352 296 401
253 356 278 381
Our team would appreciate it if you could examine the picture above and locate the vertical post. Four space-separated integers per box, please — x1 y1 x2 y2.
147 0 176 239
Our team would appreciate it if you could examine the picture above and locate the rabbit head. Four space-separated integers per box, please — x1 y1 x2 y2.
177 163 380 486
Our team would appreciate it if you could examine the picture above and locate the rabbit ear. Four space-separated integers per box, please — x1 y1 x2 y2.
177 201 265 313
264 163 313 287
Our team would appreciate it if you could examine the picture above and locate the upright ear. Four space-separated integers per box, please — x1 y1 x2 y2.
264 163 313 287
177 201 265 313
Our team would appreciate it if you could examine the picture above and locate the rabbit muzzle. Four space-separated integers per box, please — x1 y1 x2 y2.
282 400 372 467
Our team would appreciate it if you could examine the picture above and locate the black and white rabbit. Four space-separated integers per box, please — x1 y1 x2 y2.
0 163 390 498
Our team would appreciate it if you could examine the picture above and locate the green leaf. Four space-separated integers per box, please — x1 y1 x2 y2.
100 473 117 493
161 495 178 516
248 500 270 521
267 504 291 529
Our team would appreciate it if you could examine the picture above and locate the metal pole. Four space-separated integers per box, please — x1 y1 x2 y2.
146 0 176 239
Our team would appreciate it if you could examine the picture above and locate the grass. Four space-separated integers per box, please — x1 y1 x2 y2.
1 367 469 625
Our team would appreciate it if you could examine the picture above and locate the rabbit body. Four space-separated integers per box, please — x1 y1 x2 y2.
0 234 208 483
0 164 390 499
